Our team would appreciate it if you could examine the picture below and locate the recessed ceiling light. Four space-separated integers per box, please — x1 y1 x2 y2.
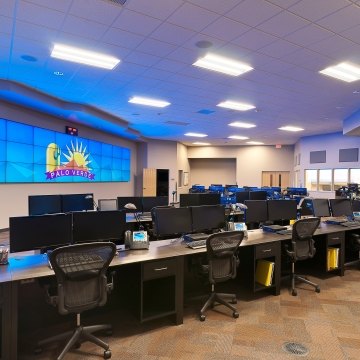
246 141 264 145
193 142 211 145
53 71 64 76
278 126 304 132
319 62 360 83
195 40 213 49
228 121 256 128
128 96 170 108
185 132 208 137
228 135 249 140
51 44 120 69
193 53 253 76
217 101 255 111
21 54 37 62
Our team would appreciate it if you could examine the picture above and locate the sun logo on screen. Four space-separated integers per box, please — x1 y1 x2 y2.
62 141 92 170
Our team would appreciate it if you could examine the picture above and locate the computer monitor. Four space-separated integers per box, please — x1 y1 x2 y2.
180 194 200 207
142 196 168 212
352 199 360 212
191 205 226 233
312 199 331 217
267 200 297 221
244 200 268 224
329 199 353 217
236 191 250 203
249 191 267 200
117 196 143 212
199 193 221 205
9 213 72 253
72 210 126 243
61 193 94 212
28 194 62 215
152 207 192 237
300 198 314 216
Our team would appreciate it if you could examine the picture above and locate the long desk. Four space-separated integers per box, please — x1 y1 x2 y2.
0 222 359 359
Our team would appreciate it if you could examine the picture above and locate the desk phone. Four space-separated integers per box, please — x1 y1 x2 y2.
125 230 149 250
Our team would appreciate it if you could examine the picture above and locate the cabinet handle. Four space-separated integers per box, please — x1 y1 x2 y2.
154 267 168 271
262 249 272 253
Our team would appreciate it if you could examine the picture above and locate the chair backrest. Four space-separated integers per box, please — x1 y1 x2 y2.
49 242 116 315
98 199 118 211
291 217 320 261
206 231 244 284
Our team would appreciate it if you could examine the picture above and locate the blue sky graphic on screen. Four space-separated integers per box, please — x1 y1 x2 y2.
0 119 131 183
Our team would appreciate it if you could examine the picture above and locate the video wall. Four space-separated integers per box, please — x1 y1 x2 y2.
0 118 131 183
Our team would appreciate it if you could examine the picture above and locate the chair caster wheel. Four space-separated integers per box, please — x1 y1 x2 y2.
200 314 206 322
34 347 42 355
233 312 239 319
104 349 111 359
315 286 320 293
292 289 297 296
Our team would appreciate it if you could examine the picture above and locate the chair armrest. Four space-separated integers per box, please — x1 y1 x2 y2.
107 271 116 293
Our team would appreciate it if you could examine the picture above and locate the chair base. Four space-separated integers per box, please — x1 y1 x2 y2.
291 274 320 296
36 324 112 360
199 292 239 321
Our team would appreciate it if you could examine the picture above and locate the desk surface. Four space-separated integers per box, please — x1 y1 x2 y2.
3 222 357 283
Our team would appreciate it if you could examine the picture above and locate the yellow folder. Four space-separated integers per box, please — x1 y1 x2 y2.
327 247 339 270
255 259 274 286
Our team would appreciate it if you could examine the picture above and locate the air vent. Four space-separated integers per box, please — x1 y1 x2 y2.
165 121 190 126
103 0 127 6
197 109 215 115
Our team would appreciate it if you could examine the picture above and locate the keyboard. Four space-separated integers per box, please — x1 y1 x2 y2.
276 229 293 235
341 221 360 228
187 240 207 249
183 233 208 242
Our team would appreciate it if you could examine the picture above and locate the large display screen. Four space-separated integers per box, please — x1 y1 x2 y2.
0 118 130 182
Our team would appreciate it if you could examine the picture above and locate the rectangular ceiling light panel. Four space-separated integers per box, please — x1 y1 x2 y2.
129 96 170 108
217 101 255 111
319 62 360 83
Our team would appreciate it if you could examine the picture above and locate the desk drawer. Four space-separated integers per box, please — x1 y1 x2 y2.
143 258 177 280
255 242 277 259
327 232 344 246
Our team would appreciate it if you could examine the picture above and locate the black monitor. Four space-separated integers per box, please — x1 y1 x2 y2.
249 191 267 200
329 199 353 217
142 196 168 212
72 210 126 243
117 196 143 212
199 193 220 205
28 194 62 215
153 207 192 237
61 193 94 212
9 213 72 253
180 194 200 207
352 199 360 212
244 200 268 223
300 198 314 216
267 200 297 221
236 191 250 203
312 199 331 217
191 205 226 233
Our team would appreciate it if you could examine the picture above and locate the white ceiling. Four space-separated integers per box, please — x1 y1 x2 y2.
1 0 360 145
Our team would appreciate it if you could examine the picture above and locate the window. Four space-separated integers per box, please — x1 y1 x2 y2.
318 169 332 191
305 169 317 191
350 168 360 184
333 169 348 190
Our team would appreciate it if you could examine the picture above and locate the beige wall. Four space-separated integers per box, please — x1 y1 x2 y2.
0 102 137 228
187 145 294 187
176 143 190 200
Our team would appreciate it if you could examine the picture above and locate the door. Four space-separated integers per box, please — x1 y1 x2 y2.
143 168 156 196
262 171 290 188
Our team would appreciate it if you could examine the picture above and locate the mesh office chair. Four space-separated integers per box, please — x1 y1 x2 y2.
285 217 321 296
36 242 116 360
199 231 244 321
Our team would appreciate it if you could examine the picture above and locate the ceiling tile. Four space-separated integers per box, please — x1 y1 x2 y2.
23 0 72 13
285 24 333 47
226 0 282 27
258 39 301 58
257 10 310 37
282 48 331 71
201 16 250 41
0 0 15 17
16 1 65 30
288 0 350 22
186 0 241 14
232 28 278 51
127 0 184 20
154 58 187 73
135 38 177 57
125 50 161 67
266 0 300 9
317 5 360 33
341 24 360 45
167 2 219 32
112 9 162 36
150 22 196 46
0 15 14 34
102 27 145 49
62 15 108 40
69 0 122 24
